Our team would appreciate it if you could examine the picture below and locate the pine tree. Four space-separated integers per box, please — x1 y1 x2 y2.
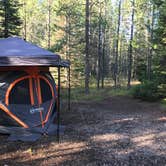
114 0 122 88
127 0 135 88
85 0 90 94
0 0 22 38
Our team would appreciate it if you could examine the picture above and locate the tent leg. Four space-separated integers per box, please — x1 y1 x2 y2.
68 67 71 111
57 67 60 142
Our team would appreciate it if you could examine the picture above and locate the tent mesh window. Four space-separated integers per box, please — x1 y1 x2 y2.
0 109 20 126
9 79 31 105
40 79 52 103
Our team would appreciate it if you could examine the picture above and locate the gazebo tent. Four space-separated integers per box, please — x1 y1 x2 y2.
0 37 70 141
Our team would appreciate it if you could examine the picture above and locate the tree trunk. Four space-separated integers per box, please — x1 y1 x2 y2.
66 15 71 60
48 0 51 49
65 14 71 93
23 0 27 40
4 0 8 38
97 2 102 89
147 4 155 80
85 0 90 94
127 0 135 88
101 0 107 89
102 30 105 89
114 0 121 88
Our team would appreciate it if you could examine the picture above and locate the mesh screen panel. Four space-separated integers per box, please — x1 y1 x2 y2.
40 79 52 103
9 79 31 105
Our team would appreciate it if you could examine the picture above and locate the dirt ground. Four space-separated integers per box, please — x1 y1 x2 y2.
0 96 166 166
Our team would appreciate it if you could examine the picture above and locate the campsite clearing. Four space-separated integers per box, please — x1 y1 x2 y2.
0 95 165 166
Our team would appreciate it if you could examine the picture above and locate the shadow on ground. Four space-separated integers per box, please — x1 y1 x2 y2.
0 96 165 166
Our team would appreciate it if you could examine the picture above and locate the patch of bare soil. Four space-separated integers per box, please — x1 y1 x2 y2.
0 96 165 166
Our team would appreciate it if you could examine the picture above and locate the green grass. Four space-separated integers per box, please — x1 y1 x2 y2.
61 86 130 102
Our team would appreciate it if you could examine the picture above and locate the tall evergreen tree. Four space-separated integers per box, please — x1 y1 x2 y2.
127 0 135 88
152 0 166 95
85 0 90 94
0 0 22 38
114 0 122 88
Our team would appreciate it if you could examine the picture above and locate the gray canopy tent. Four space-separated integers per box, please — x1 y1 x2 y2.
0 37 70 141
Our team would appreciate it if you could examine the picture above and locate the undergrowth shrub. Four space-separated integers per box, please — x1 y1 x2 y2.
131 81 160 101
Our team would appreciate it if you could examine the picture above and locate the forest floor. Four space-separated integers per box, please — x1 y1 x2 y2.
0 95 166 166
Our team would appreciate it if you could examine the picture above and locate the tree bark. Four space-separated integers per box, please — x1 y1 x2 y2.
114 0 121 88
102 29 105 89
85 0 90 94
23 0 27 40
127 0 135 88
97 2 102 89
101 0 107 89
147 4 155 80
48 0 51 49
4 0 8 38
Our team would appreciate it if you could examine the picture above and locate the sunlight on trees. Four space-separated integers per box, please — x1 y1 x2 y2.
0 0 165 100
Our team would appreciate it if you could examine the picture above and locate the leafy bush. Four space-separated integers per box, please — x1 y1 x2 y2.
131 81 160 101
158 84 166 98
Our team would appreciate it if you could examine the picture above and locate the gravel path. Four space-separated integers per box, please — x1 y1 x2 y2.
0 96 165 166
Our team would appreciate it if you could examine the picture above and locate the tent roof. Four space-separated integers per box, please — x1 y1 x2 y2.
0 37 70 67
